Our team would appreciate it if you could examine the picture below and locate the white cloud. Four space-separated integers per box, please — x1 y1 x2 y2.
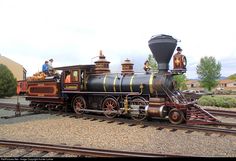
0 0 236 78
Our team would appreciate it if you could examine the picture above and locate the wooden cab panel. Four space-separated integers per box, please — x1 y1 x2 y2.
63 83 80 91
27 80 60 97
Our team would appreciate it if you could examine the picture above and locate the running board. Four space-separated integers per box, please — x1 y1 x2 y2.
186 104 221 125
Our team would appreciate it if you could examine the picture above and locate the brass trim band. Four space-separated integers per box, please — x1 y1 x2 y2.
119 76 123 92
113 75 118 92
130 75 134 92
103 74 107 92
149 73 154 94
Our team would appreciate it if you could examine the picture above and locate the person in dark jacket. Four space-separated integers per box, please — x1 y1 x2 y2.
42 61 49 75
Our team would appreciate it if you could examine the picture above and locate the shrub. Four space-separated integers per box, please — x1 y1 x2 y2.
0 64 17 98
197 95 236 108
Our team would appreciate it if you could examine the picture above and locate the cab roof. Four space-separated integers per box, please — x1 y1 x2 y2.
54 64 95 71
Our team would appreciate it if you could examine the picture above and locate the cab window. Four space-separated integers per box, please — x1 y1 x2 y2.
72 70 79 82
64 71 71 83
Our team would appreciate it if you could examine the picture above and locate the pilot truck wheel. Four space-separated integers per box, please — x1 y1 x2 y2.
168 108 185 124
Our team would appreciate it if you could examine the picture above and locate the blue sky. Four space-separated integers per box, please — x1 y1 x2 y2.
0 0 236 78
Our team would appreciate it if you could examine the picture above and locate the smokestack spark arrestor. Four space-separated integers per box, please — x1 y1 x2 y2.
148 34 177 73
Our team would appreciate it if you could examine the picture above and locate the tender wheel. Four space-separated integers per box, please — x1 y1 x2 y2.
72 96 86 114
168 108 185 124
33 103 43 113
102 97 119 118
130 97 147 121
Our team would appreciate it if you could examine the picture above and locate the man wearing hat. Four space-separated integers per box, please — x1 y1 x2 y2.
143 60 151 72
173 47 187 70
48 58 54 75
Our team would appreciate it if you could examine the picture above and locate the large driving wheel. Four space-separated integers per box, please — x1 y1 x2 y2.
72 96 86 114
130 97 147 121
102 97 119 118
168 108 185 124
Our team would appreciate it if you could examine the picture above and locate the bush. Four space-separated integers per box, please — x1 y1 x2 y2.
231 91 236 95
0 64 17 98
197 95 236 108
198 96 232 108
196 96 209 106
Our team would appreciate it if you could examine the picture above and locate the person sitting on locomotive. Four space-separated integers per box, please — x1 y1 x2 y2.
65 71 71 83
143 60 151 72
48 58 55 76
42 61 49 75
173 47 187 69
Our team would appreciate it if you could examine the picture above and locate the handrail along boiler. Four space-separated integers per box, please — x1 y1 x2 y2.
25 34 220 125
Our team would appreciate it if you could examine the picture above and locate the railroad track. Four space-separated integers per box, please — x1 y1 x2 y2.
2 102 236 136
0 140 195 157
0 102 30 109
205 109 236 117
2 102 236 119
3 102 236 117
0 102 41 119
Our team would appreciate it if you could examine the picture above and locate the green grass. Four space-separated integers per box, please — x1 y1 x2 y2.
197 95 236 108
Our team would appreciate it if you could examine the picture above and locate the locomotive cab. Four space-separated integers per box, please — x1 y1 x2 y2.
54 65 96 93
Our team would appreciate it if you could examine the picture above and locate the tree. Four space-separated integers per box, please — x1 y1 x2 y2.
173 74 187 91
0 64 17 98
147 54 158 71
196 56 221 91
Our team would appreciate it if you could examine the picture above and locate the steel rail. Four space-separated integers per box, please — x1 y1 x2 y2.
156 123 236 136
2 101 236 117
0 102 30 110
0 140 195 157
0 102 36 119
2 102 236 117
205 109 236 117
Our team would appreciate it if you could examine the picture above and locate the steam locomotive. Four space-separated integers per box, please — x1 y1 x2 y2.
25 34 220 125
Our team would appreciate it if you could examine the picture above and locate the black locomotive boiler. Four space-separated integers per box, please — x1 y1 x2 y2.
26 34 220 125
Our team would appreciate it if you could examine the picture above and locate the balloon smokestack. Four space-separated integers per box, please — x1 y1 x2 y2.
148 34 177 73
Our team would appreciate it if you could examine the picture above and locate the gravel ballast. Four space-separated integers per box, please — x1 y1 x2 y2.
1 96 236 157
